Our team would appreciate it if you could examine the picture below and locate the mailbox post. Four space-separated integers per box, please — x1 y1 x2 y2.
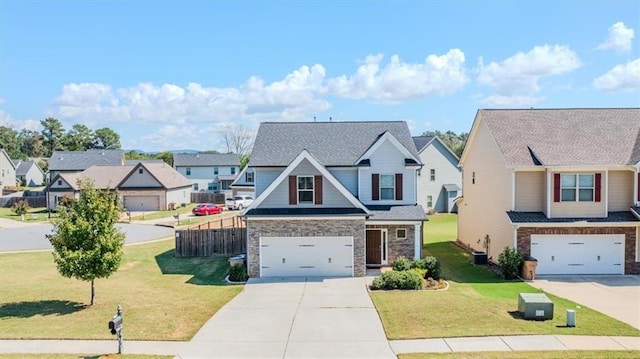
108 305 123 354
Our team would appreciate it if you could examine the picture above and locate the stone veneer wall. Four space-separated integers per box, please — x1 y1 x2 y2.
366 224 416 264
246 218 366 277
517 226 639 275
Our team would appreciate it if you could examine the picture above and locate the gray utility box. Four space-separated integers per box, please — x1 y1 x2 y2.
518 293 554 320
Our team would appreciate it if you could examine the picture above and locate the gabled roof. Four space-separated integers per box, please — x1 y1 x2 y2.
121 162 193 189
14 161 44 176
246 149 370 215
173 153 241 167
467 108 640 167
355 131 421 166
231 166 254 187
250 121 420 166
80 165 134 189
49 149 125 171
0 149 16 170
412 136 435 152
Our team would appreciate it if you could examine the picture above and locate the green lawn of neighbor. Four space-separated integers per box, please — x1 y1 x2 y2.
0 239 242 341
399 350 640 359
370 214 640 339
0 207 58 223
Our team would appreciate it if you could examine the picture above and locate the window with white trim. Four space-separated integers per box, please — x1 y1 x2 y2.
561 174 594 202
427 195 433 208
214 167 219 175
246 172 253 182
396 228 407 239
186 167 191 176
297 176 314 203
430 169 436 181
380 174 395 200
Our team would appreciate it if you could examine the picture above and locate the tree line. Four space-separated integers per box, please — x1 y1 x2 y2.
421 130 468 158
0 117 121 160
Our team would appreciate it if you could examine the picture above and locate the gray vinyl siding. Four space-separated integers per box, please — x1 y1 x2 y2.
359 140 417 205
416 140 462 212
254 168 284 197
120 168 162 188
328 168 358 196
259 159 354 208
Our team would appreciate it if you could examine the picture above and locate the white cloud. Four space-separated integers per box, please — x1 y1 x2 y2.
0 107 41 132
327 49 469 103
593 58 640 92
597 22 635 53
479 94 545 107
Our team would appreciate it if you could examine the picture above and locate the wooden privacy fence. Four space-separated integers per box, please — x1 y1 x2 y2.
190 192 226 204
0 196 46 208
175 227 247 257
189 216 246 230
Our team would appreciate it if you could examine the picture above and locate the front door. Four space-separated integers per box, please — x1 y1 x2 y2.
366 230 382 265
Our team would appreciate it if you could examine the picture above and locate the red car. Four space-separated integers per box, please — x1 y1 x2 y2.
192 203 223 216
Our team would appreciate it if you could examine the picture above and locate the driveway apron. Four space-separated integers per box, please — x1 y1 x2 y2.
177 277 395 359
531 275 640 330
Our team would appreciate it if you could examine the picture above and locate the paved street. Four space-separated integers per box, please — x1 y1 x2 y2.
0 221 174 252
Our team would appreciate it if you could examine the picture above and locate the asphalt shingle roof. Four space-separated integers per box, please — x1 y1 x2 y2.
478 108 640 167
250 121 420 166
134 163 193 189
173 153 241 167
366 205 427 221
49 149 125 171
412 136 435 153
507 211 639 223
14 161 40 176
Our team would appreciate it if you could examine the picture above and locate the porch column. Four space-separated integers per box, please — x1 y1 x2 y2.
414 223 422 260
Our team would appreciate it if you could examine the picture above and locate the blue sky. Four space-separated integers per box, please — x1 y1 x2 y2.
1 1 638 152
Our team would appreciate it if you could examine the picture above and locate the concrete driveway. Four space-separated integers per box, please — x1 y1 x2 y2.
177 277 395 359
531 275 640 329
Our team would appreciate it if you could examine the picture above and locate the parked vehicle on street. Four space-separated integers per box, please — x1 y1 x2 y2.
226 195 254 210
192 203 224 216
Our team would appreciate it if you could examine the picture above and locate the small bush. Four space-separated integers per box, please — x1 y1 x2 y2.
411 258 426 269
370 270 423 290
58 196 76 209
11 199 30 216
423 256 441 279
392 256 412 271
228 264 248 282
498 246 523 280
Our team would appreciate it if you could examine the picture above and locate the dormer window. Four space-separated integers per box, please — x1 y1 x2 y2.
298 176 314 203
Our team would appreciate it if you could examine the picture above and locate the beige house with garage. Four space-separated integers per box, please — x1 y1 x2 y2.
457 108 640 275
46 162 192 211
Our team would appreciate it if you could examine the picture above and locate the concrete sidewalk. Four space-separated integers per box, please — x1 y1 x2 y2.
1 335 638 356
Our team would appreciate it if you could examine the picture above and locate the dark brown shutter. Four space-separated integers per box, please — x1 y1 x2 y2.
553 173 561 202
395 173 403 200
314 175 323 205
372 174 379 201
594 173 601 202
289 176 297 205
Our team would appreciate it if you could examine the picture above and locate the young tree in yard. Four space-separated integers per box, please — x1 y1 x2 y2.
47 179 125 306
11 199 30 217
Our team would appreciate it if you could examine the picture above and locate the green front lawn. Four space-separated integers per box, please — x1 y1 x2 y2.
399 351 640 359
0 239 242 340
370 214 640 339
0 207 57 223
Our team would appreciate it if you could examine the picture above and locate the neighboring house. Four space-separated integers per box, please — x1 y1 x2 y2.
457 108 640 275
46 162 192 211
13 160 45 187
173 153 241 193
0 149 17 193
243 121 426 278
48 149 126 180
230 166 255 197
413 136 462 213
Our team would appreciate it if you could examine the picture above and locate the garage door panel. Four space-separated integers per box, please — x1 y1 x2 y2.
260 236 353 277
123 196 160 211
531 234 624 275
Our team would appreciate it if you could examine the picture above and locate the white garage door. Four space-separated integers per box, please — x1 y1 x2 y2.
531 234 624 275
260 236 353 277
123 196 160 211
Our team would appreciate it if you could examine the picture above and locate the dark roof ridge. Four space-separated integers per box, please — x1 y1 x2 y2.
480 107 639 111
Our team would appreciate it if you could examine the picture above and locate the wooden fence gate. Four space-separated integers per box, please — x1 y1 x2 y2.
175 227 246 257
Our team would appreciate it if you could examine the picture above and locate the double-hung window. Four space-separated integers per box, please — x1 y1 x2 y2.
430 169 436 181
298 176 314 203
561 174 594 202
380 175 395 200
214 167 219 175
246 172 254 182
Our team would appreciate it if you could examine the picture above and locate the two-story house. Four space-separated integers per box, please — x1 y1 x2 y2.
173 153 241 194
48 149 126 180
458 108 640 275
230 166 255 197
413 136 462 213
13 160 45 187
243 121 426 278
